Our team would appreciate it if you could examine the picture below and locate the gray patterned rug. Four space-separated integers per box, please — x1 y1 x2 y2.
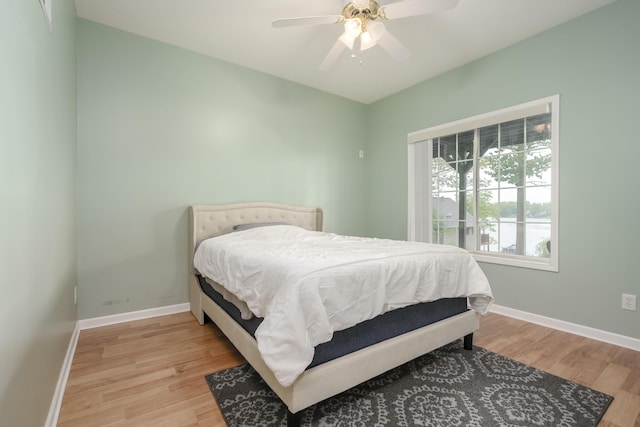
205 341 612 426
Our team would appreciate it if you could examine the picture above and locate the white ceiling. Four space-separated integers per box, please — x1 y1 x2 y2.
74 0 616 104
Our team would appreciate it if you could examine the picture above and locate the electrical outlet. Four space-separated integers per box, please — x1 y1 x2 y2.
622 293 636 311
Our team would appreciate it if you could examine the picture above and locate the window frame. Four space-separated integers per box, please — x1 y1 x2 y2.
408 95 559 272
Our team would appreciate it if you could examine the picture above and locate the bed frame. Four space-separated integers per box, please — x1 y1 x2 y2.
189 202 479 425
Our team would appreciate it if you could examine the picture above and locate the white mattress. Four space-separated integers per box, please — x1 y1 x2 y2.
194 225 493 387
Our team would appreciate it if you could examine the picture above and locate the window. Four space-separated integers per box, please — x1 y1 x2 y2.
408 95 559 271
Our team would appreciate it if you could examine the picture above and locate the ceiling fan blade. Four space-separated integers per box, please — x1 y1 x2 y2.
272 15 343 28
381 0 459 20
376 29 411 61
319 39 347 70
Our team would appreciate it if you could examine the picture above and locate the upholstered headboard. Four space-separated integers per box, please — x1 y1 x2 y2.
189 202 324 272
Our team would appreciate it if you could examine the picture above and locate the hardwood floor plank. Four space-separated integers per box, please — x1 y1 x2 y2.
593 363 632 399
622 369 640 395
57 312 640 426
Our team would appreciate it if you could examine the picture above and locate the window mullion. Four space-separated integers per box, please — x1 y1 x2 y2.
473 128 479 252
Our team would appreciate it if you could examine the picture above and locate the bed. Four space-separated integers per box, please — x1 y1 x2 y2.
189 202 493 426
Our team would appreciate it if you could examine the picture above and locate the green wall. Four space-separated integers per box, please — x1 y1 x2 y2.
76 1 640 340
76 20 367 319
0 0 77 425
366 0 640 339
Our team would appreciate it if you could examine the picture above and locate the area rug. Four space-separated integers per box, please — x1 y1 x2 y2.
205 341 612 426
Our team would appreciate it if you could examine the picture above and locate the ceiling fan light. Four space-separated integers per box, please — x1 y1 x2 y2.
360 31 376 50
367 20 385 40
344 19 361 38
339 32 356 50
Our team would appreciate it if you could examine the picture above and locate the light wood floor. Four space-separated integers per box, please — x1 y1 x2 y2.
58 312 640 426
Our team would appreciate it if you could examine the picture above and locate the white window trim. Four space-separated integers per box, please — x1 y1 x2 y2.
408 95 559 272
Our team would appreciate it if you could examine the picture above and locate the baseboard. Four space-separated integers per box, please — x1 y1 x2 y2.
491 304 640 352
78 302 191 330
45 321 80 427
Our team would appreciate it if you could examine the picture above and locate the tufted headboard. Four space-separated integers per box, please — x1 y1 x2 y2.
189 202 324 273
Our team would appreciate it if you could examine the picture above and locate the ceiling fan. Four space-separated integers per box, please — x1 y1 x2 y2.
272 0 459 70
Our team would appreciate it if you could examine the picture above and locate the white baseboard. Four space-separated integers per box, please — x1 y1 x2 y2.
491 304 640 352
45 321 80 427
78 303 191 330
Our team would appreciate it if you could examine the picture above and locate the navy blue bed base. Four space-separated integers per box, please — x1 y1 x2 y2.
197 275 469 368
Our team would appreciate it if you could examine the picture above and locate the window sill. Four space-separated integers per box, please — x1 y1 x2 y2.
472 252 558 272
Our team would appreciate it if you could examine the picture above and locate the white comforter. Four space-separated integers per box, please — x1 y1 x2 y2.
193 225 493 387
